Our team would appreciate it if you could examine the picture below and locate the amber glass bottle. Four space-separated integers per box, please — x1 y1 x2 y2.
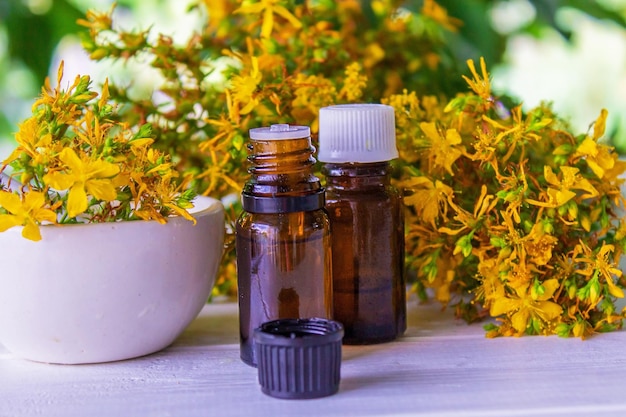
236 124 333 367
318 104 406 344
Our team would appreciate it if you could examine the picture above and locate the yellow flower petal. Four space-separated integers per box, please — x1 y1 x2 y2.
511 309 530 333
261 7 274 38
274 5 302 29
58 148 83 172
33 207 57 224
240 97 259 115
420 122 439 142
3 147 24 166
233 3 265 14
586 158 605 179
67 185 88 218
165 203 196 224
490 297 520 316
538 279 560 300
577 137 598 157
129 138 154 148
572 321 586 338
543 166 559 186
22 219 42 241
23 191 47 212
593 108 608 140
573 177 598 199
580 215 591 232
547 188 575 206
89 159 119 178
0 191 22 214
86 179 117 201
445 129 462 145
44 171 75 191
607 281 625 298
534 301 563 321
0 214 22 232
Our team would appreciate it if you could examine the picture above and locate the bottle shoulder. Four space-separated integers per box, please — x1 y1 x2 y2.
325 184 402 200
237 209 330 227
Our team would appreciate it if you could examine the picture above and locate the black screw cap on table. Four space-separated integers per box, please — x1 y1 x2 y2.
253 318 344 399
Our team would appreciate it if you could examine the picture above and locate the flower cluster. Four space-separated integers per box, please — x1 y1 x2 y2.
0 63 195 241
77 0 461 295
27 0 626 336
394 58 626 338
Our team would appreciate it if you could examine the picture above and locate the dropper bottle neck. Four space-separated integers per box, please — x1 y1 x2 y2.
242 124 325 214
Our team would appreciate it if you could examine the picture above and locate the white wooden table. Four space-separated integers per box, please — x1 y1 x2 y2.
2 296 626 417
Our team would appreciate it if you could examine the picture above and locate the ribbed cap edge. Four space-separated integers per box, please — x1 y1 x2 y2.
318 104 398 163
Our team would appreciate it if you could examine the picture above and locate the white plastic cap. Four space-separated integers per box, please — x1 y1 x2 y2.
317 104 398 163
249 124 310 140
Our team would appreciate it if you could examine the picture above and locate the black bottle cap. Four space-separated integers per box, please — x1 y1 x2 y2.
253 318 344 399
241 189 325 213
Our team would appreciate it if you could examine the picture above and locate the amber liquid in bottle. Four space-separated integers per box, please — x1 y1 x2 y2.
323 162 406 344
236 126 332 367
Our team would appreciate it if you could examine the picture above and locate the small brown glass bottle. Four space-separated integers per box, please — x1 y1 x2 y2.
236 124 333 367
318 104 406 344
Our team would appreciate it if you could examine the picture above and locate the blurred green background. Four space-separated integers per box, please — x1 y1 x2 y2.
1 0 626 156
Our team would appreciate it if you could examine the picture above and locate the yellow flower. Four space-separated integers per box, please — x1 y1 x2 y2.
419 121 463 176
127 148 174 204
527 165 598 207
383 90 425 163
495 209 557 272
599 154 626 186
490 279 563 334
403 177 454 228
575 241 624 299
523 223 558 267
438 184 498 239
592 108 608 141
363 42 385 69
234 0 302 38
462 57 491 101
547 165 598 203
198 152 242 196
3 117 53 168
474 114 524 169
382 89 422 128
134 177 196 225
574 109 615 179
475 256 506 306
44 148 120 218
497 165 530 224
230 56 262 115
340 62 367 101
201 0 237 37
76 3 114 34
0 191 56 241
291 73 338 131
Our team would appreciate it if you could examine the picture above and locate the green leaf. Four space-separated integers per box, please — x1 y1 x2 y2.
483 322 498 331
555 323 571 338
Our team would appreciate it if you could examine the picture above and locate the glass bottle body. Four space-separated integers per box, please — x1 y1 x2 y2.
236 131 333 367
236 210 332 366
323 162 406 344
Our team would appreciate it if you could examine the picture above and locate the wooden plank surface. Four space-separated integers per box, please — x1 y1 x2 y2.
2 297 626 417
